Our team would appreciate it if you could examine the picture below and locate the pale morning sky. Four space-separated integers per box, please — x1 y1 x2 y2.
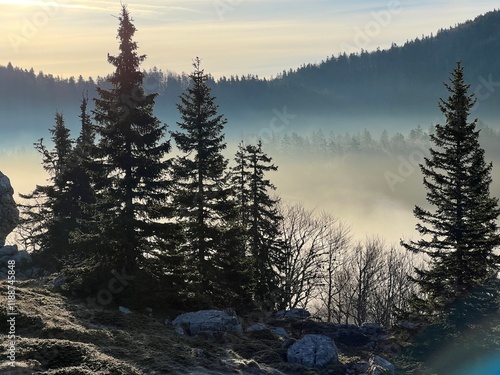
0 0 498 79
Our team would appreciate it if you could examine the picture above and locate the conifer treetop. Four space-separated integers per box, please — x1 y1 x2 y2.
108 5 146 90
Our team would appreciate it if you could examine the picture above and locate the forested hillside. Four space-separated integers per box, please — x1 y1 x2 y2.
2 9 500 146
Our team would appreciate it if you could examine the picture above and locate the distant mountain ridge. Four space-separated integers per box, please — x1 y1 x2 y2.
1 9 500 145
275 8 500 117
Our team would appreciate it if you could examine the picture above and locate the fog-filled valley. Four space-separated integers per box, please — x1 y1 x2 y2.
4 122 500 248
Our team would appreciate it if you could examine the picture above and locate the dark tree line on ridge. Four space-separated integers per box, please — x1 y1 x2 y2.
3 9 500 139
15 7 500 374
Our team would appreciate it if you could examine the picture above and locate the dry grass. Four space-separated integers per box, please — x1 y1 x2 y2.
0 280 297 374
0 280 206 374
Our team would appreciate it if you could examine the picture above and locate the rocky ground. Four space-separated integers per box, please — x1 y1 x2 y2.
0 278 407 375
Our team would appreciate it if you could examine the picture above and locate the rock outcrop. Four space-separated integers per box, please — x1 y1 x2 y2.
287 334 338 368
276 319 391 349
0 171 19 247
172 309 243 336
0 245 34 280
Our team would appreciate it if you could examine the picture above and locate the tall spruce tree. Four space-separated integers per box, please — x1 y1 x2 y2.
231 140 282 309
402 62 500 331
171 58 248 305
87 6 173 280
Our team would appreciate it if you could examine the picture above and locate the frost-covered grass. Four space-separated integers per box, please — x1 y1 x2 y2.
0 280 294 374
0 280 201 374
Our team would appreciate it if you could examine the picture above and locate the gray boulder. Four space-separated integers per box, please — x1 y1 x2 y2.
287 334 338 368
246 323 289 338
10 249 31 264
369 355 395 375
397 320 422 330
52 274 67 290
172 309 243 336
0 171 19 246
0 245 34 280
0 246 32 265
354 361 370 374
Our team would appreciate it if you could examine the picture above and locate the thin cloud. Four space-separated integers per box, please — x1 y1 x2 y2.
0 0 45 4
1 1 498 80
0 0 203 15
0 0 111 11
73 1 204 15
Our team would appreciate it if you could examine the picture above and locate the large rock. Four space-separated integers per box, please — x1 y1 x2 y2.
51 274 67 290
0 246 32 265
361 322 385 338
287 334 338 368
0 171 19 246
369 355 395 375
334 324 371 347
0 245 34 280
290 320 370 347
172 310 243 336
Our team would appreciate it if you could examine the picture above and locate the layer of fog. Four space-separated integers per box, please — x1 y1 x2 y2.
3 129 500 249
272 153 425 244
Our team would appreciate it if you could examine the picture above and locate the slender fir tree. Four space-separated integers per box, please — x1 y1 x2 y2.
231 140 282 309
86 6 174 280
171 58 249 305
402 62 500 331
232 141 252 228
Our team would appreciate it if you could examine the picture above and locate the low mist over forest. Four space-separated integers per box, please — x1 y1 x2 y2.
2 9 500 145
5 122 500 247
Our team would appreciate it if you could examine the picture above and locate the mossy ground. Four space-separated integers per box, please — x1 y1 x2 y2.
0 280 201 374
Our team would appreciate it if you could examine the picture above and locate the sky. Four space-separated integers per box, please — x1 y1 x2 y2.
0 0 498 80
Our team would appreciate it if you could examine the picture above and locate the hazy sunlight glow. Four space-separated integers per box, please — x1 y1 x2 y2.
0 0 119 11
0 0 57 5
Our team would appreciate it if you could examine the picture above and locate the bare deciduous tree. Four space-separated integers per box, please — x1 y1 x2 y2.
351 237 385 325
315 221 352 322
372 245 417 327
314 236 417 327
275 203 347 310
